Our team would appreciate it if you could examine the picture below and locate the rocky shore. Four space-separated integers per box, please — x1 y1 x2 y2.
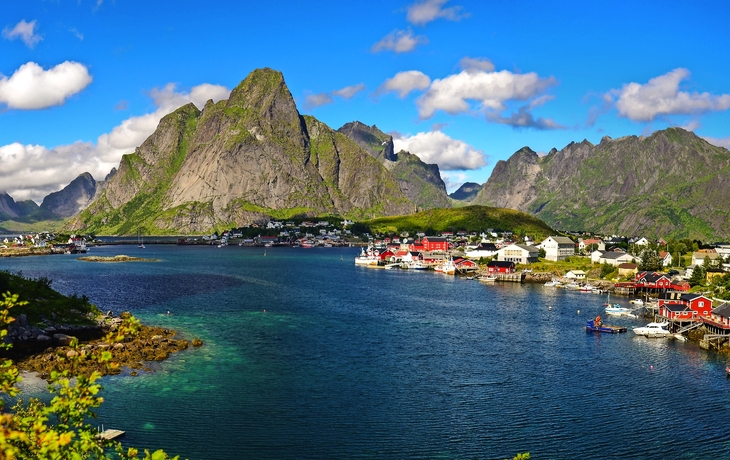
77 255 159 262
3 311 202 380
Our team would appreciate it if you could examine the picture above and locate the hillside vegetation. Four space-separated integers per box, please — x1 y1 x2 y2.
364 205 555 240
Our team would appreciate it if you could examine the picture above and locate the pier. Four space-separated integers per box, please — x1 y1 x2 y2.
97 428 125 441
496 273 526 283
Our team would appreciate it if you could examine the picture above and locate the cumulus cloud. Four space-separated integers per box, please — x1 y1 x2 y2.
393 130 486 170
332 83 366 99
0 61 92 110
406 0 468 26
304 93 334 109
371 29 428 53
380 70 431 98
1 82 230 202
488 105 564 130
416 68 558 123
459 57 495 73
611 68 730 122
2 19 42 48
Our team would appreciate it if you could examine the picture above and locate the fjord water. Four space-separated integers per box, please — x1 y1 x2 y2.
4 246 730 459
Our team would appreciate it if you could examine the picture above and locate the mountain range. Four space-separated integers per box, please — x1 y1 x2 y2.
470 127 730 240
3 67 730 240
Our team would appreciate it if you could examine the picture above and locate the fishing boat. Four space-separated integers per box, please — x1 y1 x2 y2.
585 316 627 333
354 246 378 266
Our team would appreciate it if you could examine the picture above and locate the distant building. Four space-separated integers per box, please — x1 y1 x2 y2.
497 244 539 265
540 236 575 261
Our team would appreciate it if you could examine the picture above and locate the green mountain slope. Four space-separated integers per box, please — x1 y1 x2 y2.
472 128 730 240
337 121 452 209
68 68 416 235
364 205 555 240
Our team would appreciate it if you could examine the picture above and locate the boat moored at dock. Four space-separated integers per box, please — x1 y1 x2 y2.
585 316 627 333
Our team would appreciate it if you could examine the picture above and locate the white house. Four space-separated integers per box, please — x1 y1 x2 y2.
692 251 722 267
540 236 575 261
592 250 636 266
497 244 540 265
564 270 586 280
465 243 499 259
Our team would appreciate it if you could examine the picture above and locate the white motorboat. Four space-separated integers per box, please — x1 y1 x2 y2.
632 322 672 338
544 280 560 287
629 299 644 306
354 246 379 266
479 274 498 283
605 305 633 316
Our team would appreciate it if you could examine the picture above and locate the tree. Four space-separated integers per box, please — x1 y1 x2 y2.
638 248 663 272
600 263 615 279
0 292 177 459
538 248 546 259
689 265 706 287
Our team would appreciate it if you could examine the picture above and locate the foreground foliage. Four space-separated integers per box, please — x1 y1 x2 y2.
0 292 178 459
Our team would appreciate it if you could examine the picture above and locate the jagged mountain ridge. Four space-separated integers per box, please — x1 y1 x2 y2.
68 68 416 234
40 169 116 218
337 122 452 209
472 128 730 239
449 182 482 202
0 192 39 220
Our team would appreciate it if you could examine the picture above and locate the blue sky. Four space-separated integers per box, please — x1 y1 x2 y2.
2 0 730 202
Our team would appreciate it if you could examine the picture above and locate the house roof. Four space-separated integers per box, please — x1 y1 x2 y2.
665 303 690 312
712 303 730 318
487 261 515 268
476 243 498 251
602 251 630 259
423 237 447 242
618 263 638 269
567 270 586 275
547 236 574 245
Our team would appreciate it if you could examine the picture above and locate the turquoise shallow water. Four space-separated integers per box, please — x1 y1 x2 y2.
4 245 730 459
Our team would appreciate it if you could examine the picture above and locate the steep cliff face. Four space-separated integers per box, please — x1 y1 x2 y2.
69 68 416 234
337 122 451 209
40 173 99 218
0 192 38 219
473 128 730 239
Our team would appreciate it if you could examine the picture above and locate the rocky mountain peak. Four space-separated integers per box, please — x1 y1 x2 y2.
337 121 396 162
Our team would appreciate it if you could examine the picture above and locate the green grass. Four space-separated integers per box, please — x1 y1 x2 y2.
0 271 101 327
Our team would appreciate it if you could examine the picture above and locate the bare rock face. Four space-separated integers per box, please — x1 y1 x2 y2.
40 172 98 218
449 182 482 202
69 68 416 234
472 128 730 239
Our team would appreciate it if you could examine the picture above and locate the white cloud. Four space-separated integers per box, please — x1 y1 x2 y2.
488 105 564 130
371 29 428 54
1 82 230 202
380 70 431 98
406 0 468 26
304 93 334 109
0 61 92 110
70 27 84 41
459 57 494 73
393 130 486 170
416 68 557 121
332 83 366 99
612 68 730 122
2 19 42 48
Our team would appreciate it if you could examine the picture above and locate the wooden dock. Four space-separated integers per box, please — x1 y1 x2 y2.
97 429 125 441
497 273 526 283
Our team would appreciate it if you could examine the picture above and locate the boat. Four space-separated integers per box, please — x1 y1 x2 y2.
632 322 672 338
543 280 560 287
604 304 633 316
434 257 456 275
579 284 595 292
384 262 401 270
354 246 378 266
137 229 145 249
479 274 498 283
629 299 644 306
585 316 627 333
674 333 687 342
564 282 581 290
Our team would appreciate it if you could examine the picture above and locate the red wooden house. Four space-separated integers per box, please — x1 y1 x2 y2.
487 261 515 274
701 303 730 331
681 293 713 317
660 303 693 320
454 258 478 271
634 272 672 289
422 237 448 252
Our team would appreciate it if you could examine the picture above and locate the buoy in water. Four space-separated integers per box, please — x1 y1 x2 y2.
577 310 580 314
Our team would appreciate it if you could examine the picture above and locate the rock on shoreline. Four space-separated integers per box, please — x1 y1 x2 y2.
3 312 203 381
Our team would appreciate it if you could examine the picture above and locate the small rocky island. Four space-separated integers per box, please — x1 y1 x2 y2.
1 271 200 381
77 254 159 262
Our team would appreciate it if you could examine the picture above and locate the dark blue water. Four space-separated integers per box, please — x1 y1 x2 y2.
3 245 730 459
